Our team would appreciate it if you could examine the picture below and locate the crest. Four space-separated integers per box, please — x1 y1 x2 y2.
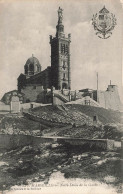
92 6 117 39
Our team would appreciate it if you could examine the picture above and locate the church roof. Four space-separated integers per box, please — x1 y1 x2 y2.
25 55 41 66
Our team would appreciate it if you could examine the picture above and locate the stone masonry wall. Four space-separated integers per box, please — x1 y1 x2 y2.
98 88 121 110
0 134 114 151
21 85 44 102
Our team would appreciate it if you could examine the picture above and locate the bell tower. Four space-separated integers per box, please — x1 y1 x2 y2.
50 7 71 90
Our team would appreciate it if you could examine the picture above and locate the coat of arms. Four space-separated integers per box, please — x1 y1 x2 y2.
92 6 117 39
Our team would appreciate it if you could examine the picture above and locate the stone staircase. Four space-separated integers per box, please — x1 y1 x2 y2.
53 92 69 103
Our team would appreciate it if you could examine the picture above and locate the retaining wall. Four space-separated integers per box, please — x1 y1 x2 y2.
0 134 115 151
58 138 114 151
0 134 34 150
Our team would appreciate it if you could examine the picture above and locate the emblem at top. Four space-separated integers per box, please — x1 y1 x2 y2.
92 6 117 39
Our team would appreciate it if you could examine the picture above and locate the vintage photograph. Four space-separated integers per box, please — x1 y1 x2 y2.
0 0 123 193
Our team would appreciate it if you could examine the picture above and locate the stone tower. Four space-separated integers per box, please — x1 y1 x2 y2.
50 7 71 90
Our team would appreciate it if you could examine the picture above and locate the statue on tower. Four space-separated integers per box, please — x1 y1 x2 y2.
58 7 63 23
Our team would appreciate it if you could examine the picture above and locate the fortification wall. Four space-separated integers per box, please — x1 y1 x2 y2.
0 134 115 151
0 134 34 150
98 88 121 110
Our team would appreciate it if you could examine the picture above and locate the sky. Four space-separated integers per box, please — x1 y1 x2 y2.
0 0 123 101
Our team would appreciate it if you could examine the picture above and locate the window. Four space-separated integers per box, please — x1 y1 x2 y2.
61 60 63 66
63 73 66 78
63 61 67 70
62 83 67 89
29 64 34 71
35 65 38 72
61 43 69 54
60 26 63 32
37 66 40 72
61 43 65 53
25 65 28 74
65 45 68 54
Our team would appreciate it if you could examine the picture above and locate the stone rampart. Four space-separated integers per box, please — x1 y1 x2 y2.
98 86 121 111
0 134 115 151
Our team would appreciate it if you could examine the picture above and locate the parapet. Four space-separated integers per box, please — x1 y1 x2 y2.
107 85 118 92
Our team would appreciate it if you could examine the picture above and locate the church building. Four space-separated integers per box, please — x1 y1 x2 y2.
18 7 71 95
1 7 122 111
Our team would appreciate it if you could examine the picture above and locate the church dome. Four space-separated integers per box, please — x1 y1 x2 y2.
24 54 41 76
26 56 40 66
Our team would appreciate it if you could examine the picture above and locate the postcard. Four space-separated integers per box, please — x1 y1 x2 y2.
0 0 123 194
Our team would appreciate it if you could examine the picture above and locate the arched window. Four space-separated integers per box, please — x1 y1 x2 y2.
61 43 65 53
63 61 67 70
29 64 34 71
25 65 28 74
62 83 67 89
65 45 68 54
37 66 40 72
35 65 38 72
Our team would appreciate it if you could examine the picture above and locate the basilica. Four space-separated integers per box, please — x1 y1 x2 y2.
18 7 71 93
1 7 122 111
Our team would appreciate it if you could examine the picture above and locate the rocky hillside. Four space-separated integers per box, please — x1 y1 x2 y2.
31 104 123 140
0 105 122 140
32 104 122 125
0 143 122 192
